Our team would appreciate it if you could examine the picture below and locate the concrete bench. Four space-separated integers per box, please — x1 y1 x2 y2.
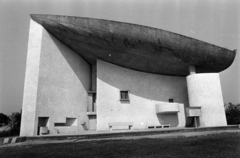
108 122 133 131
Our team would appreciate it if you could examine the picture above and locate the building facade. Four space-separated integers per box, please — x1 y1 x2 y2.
20 15 236 136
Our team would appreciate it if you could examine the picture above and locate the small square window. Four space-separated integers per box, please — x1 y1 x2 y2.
120 90 129 100
169 99 174 103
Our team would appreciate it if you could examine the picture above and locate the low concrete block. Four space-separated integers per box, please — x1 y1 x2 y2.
40 127 49 135
16 137 26 143
11 137 17 143
3 138 10 144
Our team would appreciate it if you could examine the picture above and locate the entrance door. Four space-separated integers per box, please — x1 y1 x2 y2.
89 115 97 130
37 117 49 135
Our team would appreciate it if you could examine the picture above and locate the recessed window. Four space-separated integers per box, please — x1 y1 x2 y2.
120 90 129 101
54 118 77 127
169 99 174 103
38 117 49 127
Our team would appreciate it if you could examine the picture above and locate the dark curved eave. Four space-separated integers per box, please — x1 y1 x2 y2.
30 14 236 76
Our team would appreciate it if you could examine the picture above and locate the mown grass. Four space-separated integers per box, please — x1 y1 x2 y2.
1 132 240 158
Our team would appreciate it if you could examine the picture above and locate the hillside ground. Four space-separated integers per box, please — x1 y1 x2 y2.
0 131 240 158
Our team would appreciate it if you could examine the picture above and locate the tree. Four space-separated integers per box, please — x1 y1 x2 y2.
8 111 21 136
0 113 9 126
224 103 240 125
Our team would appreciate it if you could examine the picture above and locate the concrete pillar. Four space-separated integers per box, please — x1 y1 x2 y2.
194 117 197 128
186 73 227 127
189 65 196 75
20 20 43 136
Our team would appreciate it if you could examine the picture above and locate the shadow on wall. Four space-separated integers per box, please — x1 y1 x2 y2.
50 33 91 92
97 60 193 127
98 60 189 103
157 114 179 127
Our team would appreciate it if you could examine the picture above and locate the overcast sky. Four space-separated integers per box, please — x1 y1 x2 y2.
0 0 239 115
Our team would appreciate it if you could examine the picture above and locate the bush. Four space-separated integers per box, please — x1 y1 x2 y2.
0 130 11 137
0 113 9 127
225 103 240 125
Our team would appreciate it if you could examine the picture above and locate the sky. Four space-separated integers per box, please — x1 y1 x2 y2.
0 0 239 115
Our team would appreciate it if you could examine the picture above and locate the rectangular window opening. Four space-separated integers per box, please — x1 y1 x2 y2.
120 90 129 101
169 99 174 103
163 125 170 128
54 118 77 127
93 93 96 111
38 117 49 127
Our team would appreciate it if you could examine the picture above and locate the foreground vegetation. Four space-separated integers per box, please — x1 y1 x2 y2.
0 111 21 137
225 102 240 125
1 132 240 158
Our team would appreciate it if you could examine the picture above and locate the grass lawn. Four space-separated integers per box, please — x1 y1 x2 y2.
0 132 240 158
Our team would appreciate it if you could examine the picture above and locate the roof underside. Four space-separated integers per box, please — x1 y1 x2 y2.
30 14 236 76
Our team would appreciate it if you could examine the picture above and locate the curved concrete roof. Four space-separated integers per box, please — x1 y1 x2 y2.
30 14 236 76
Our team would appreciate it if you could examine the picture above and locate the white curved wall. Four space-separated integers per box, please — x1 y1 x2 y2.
187 73 227 127
97 59 188 130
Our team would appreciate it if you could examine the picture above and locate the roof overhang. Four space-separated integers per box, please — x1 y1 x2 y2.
30 14 236 76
